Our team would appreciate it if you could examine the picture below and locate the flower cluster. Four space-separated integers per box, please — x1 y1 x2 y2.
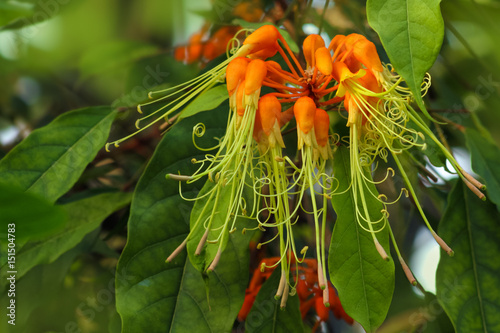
238 257 353 331
107 25 486 311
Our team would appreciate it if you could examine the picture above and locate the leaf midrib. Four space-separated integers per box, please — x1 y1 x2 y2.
404 0 416 89
464 192 488 332
340 153 371 329
25 111 114 197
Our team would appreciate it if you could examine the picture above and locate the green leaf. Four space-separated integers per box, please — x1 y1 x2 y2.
116 105 253 332
186 165 253 272
367 0 444 118
0 2 34 30
436 180 500 333
245 268 304 333
0 191 131 291
329 146 395 332
186 179 230 272
0 231 97 333
465 128 500 208
179 85 229 120
232 19 300 53
0 106 116 203
0 183 66 242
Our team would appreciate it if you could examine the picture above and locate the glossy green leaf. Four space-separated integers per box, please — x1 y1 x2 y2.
179 84 229 120
116 105 253 332
0 107 115 203
245 268 304 333
465 128 500 208
0 183 66 242
367 0 444 118
0 191 131 291
329 146 395 333
232 19 299 53
436 181 500 332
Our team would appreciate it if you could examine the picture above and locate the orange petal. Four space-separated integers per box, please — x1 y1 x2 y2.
315 47 332 75
236 79 246 116
202 41 216 62
303 34 325 67
226 57 250 96
331 61 365 84
243 25 280 55
328 34 345 53
296 278 311 302
237 292 257 321
293 96 316 134
174 46 187 62
300 296 315 319
245 59 267 95
314 296 330 321
247 47 278 60
265 60 285 84
253 106 264 142
258 94 281 135
187 43 203 64
358 65 382 92
189 31 205 44
279 106 294 126
314 108 330 147
353 42 383 74
346 33 383 74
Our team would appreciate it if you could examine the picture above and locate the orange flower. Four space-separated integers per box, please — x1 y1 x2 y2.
303 34 325 69
293 96 317 149
253 94 285 151
238 258 354 331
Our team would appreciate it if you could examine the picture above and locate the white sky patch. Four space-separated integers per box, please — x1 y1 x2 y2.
426 148 475 185
0 126 20 146
410 227 441 295
0 31 20 60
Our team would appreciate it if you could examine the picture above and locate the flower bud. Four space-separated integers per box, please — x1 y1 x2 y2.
226 57 249 96
245 59 267 96
293 96 316 134
258 94 281 135
314 108 330 147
